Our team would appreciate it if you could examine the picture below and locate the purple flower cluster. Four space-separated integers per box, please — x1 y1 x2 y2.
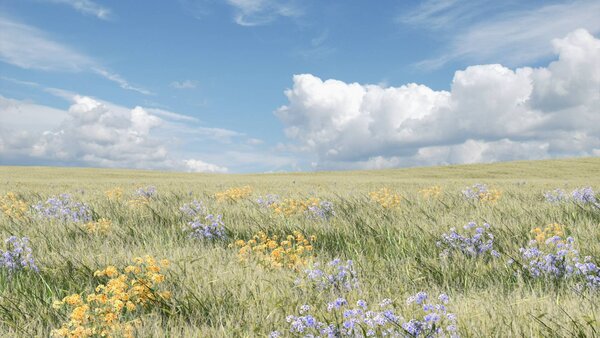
307 201 336 220
32 194 92 223
0 236 38 273
273 298 399 337
189 214 226 240
180 200 226 240
438 222 500 259
543 187 598 206
272 293 458 337
135 186 157 199
256 194 280 208
543 189 567 203
571 187 597 204
516 236 600 289
461 184 489 200
402 292 458 337
296 258 359 294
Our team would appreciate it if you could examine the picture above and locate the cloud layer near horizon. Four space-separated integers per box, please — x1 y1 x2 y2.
0 95 228 173
276 29 600 170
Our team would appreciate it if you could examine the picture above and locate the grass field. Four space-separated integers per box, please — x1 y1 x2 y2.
0 157 599 337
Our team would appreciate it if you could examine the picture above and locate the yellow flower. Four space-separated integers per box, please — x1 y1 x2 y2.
125 301 137 312
215 186 252 202
52 256 170 336
0 192 29 221
63 294 83 306
370 188 402 208
104 187 123 200
532 223 566 244
51 327 69 337
419 186 442 198
233 231 316 270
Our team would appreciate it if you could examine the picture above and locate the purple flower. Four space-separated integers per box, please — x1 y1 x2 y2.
439 222 499 259
181 200 227 241
32 194 91 223
0 236 38 273
571 187 597 204
135 186 157 199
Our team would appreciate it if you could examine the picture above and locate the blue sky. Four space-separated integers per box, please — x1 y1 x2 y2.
1 0 599 172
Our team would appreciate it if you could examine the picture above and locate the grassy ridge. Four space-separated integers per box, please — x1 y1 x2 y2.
0 158 599 337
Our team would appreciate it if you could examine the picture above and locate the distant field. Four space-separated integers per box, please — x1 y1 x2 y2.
0 158 599 337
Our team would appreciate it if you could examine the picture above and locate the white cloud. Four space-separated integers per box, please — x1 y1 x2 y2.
0 16 92 71
0 16 149 94
0 94 227 172
226 0 301 26
401 0 600 68
184 159 228 173
92 68 152 95
275 29 600 170
170 80 198 89
44 0 111 20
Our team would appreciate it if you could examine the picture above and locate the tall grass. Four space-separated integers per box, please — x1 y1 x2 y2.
0 158 599 337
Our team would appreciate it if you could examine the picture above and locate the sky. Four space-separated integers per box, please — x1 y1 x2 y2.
0 0 599 173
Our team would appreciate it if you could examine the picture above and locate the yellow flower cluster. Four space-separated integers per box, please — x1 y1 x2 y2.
232 231 315 269
479 189 502 202
104 187 123 201
270 197 320 216
215 186 252 203
0 192 29 221
419 186 442 198
52 256 170 338
369 188 402 208
531 223 565 244
81 218 112 235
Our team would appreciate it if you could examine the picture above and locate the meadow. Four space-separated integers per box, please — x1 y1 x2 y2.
0 157 599 337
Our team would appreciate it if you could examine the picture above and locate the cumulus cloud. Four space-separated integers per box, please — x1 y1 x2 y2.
276 28 600 170
0 95 228 173
184 159 228 173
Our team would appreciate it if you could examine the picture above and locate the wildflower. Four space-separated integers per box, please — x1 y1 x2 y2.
296 259 359 294
273 292 458 337
104 187 123 201
0 236 38 273
462 184 501 202
419 186 442 198
571 187 597 204
256 194 280 208
369 188 402 208
531 223 565 244
33 194 92 223
516 236 600 289
438 222 499 259
263 197 335 219
52 256 169 337
543 189 566 203
215 186 252 203
233 231 315 270
82 218 112 234
180 200 227 240
179 200 206 218
189 214 227 240
0 192 29 221
135 186 157 199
